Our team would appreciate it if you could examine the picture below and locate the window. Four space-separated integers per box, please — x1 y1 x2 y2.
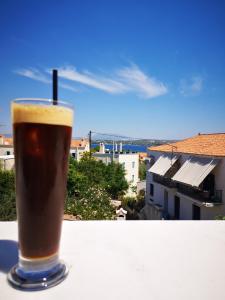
132 161 135 168
150 184 154 196
132 175 134 182
6 151 10 155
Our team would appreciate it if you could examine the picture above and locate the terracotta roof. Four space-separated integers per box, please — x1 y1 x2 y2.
0 135 13 145
4 137 13 145
138 152 148 159
148 133 225 157
71 139 88 148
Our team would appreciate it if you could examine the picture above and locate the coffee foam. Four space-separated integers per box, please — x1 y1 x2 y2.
12 102 73 127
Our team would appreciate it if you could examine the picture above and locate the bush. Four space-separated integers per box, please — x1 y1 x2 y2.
215 216 225 220
0 169 16 221
65 186 115 220
120 192 145 220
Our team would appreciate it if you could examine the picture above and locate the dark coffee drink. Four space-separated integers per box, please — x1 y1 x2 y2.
12 102 73 260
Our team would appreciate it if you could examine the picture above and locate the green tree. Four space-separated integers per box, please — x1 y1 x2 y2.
65 186 115 220
139 161 147 180
66 155 129 219
104 162 129 199
67 154 129 199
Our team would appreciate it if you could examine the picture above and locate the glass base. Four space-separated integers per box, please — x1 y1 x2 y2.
7 261 68 291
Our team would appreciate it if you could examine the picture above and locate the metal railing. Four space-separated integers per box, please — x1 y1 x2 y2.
177 184 223 204
153 174 177 188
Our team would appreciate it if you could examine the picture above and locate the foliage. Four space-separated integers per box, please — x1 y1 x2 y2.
103 161 129 199
67 154 128 199
120 190 145 220
0 169 16 221
0 154 128 221
139 161 147 180
121 196 136 207
66 155 129 219
65 186 115 220
215 216 225 220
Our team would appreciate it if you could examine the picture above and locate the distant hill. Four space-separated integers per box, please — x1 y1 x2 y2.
93 139 179 147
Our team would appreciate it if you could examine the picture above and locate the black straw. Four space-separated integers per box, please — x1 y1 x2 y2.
52 69 58 105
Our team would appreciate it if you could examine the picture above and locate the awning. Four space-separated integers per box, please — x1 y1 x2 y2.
172 156 220 187
149 154 179 176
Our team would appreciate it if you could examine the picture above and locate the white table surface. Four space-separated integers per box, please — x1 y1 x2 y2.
1 221 225 300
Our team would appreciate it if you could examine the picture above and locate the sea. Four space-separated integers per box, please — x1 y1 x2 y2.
91 143 147 153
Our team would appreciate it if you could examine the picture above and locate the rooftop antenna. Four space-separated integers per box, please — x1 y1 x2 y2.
166 143 178 165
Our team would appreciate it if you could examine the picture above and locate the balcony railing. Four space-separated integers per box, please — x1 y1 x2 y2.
153 174 177 188
153 174 223 204
177 184 223 204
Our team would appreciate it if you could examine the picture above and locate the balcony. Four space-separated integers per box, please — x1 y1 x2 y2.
153 174 177 189
177 183 223 204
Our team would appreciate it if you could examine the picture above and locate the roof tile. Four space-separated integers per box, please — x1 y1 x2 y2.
149 133 225 157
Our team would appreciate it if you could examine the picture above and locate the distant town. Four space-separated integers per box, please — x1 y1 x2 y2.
1 132 225 221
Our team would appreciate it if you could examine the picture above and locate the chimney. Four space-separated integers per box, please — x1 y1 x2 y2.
119 142 123 152
99 142 105 154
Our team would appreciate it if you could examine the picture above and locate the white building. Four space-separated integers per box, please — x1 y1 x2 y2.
70 138 90 161
93 144 139 196
0 155 15 170
143 133 225 220
0 135 14 156
0 135 14 170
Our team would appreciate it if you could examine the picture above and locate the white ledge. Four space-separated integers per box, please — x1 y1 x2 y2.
0 221 225 299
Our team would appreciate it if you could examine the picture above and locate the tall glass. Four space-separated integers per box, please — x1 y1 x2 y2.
8 99 73 290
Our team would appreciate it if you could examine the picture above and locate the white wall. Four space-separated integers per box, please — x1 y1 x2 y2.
145 150 225 220
137 180 146 194
0 157 15 170
117 154 139 186
0 146 14 156
70 147 89 161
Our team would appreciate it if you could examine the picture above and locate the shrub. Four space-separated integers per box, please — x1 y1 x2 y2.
0 169 16 221
65 186 115 220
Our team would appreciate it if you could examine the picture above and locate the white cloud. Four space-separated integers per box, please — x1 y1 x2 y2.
15 64 168 99
180 76 203 96
58 64 167 98
14 68 77 92
117 64 168 98
58 66 127 94
15 68 50 84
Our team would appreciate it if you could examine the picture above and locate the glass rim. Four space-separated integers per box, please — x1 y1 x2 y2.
11 98 73 109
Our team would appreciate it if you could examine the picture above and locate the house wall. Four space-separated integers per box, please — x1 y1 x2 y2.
137 180 146 194
117 154 139 186
0 157 15 170
0 145 14 156
70 146 89 161
145 149 225 220
176 193 225 220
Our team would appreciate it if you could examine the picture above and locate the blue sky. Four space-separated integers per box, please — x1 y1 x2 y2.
0 0 225 139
